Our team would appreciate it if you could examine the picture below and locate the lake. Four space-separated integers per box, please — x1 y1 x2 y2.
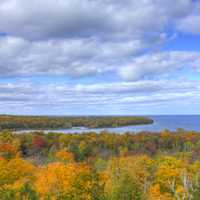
17 115 200 134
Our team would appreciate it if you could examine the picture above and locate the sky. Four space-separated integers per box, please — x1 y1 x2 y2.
0 0 200 115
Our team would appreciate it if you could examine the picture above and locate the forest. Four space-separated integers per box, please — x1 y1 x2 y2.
0 129 200 199
0 115 153 130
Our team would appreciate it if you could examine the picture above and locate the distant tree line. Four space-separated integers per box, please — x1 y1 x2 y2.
0 115 153 130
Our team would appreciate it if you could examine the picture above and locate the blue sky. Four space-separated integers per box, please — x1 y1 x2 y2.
0 0 200 115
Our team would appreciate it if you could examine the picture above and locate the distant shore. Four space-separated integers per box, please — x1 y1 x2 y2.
0 115 153 131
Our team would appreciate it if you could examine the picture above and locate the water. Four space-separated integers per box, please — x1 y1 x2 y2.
18 115 200 134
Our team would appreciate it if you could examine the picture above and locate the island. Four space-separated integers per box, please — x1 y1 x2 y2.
0 115 153 130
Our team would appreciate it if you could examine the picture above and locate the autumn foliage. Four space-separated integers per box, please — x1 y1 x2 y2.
1 129 200 199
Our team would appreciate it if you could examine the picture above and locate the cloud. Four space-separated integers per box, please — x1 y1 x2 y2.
0 0 196 40
0 0 111 40
1 80 200 114
178 15 200 35
0 36 148 77
0 36 200 80
0 0 200 115
0 0 199 80
177 1 200 34
118 51 200 81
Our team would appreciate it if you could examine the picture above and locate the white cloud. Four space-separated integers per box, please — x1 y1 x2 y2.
0 0 199 80
177 0 200 34
0 36 148 77
118 51 200 81
1 79 200 107
178 15 200 35
0 0 200 115
0 36 200 80
0 0 196 40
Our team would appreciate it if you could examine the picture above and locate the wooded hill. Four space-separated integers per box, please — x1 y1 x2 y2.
0 115 153 130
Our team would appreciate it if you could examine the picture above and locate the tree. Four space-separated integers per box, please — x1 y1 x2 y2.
55 150 74 163
0 157 35 199
34 162 104 200
104 155 153 200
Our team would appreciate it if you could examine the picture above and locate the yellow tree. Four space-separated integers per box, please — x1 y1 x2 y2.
103 155 153 200
55 150 74 163
0 156 35 199
148 184 174 200
34 162 104 200
153 156 193 200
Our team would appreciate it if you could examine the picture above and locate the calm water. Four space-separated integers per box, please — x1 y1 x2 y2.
19 115 200 134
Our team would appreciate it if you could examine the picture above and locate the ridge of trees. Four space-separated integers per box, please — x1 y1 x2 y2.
0 115 153 130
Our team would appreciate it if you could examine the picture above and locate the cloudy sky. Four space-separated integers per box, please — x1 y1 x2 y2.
0 0 200 115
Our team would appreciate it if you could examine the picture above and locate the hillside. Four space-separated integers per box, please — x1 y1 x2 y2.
0 115 153 130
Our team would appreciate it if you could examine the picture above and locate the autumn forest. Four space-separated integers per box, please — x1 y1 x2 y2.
0 115 153 130
1 129 200 199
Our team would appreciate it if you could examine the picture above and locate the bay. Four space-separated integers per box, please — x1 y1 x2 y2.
17 115 200 134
